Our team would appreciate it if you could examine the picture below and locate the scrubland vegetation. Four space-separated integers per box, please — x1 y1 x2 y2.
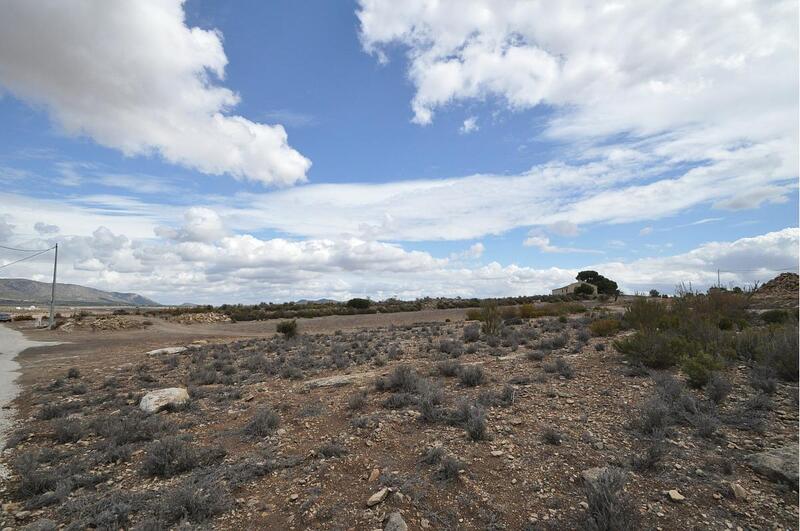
1 289 797 530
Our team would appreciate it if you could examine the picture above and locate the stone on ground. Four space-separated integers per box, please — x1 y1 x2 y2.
746 444 799 488
366 487 389 507
146 346 187 356
139 387 189 413
384 512 408 531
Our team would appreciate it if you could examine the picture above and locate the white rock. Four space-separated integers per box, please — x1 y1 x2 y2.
730 483 748 500
146 346 187 356
667 489 685 502
139 388 189 413
367 487 389 507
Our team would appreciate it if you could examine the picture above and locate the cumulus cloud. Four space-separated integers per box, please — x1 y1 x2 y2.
155 207 227 243
358 1 797 140
450 242 485 261
460 116 479 134
0 211 795 303
0 0 310 186
0 217 15 242
523 232 601 254
358 0 798 217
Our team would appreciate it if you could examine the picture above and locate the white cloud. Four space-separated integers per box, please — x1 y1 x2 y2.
546 221 579 237
358 1 797 142
0 217 14 242
0 210 795 303
639 226 653 236
155 207 227 243
0 0 310 186
523 233 601 254
34 222 59 235
460 116 479 134
450 242 485 261
357 0 798 222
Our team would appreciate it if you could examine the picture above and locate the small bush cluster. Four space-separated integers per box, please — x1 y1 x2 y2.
458 365 485 387
590 319 621 337
480 301 503 337
141 437 199 478
583 467 638 530
448 400 488 441
462 323 481 342
276 319 298 338
244 407 281 437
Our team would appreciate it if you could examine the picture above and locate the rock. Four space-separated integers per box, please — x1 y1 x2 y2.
384 512 408 531
368 468 381 482
420 519 431 529
667 490 685 502
367 487 389 507
730 483 748 501
490 450 504 457
139 387 189 413
746 444 799 488
579 501 589 510
305 373 372 389
146 346 187 356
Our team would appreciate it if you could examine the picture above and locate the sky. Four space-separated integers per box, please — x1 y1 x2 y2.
0 0 797 304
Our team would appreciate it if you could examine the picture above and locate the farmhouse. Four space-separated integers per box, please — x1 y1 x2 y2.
551 280 598 296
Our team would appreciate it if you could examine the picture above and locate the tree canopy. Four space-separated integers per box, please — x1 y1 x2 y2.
576 270 618 295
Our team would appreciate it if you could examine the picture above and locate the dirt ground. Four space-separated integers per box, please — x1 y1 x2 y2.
0 304 797 530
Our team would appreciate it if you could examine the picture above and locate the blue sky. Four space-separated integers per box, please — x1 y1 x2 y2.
0 1 797 304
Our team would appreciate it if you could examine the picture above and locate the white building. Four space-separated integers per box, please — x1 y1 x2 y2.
551 281 598 296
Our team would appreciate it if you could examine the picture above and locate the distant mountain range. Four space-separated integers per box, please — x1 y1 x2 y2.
0 278 160 306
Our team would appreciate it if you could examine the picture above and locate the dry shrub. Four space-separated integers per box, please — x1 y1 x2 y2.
590 319 621 337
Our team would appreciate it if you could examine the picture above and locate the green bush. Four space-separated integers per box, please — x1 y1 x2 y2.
590 319 621 337
465 308 482 321
761 309 790 324
346 298 371 310
759 324 799 381
614 330 697 369
480 300 503 337
681 351 720 388
622 298 671 330
276 319 297 338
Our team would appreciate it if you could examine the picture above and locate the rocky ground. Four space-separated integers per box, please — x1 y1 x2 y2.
750 273 799 309
1 304 797 530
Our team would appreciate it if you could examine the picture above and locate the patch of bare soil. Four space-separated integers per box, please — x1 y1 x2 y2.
1 309 797 530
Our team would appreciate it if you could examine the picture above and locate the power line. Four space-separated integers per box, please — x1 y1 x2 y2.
0 246 55 271
0 243 55 252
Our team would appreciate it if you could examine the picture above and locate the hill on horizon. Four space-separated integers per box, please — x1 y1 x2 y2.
0 278 160 307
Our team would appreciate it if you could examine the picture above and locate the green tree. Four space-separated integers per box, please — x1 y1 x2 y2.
576 270 619 295
346 298 371 310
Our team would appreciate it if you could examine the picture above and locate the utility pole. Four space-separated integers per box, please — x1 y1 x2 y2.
49 243 58 329
717 269 721 288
